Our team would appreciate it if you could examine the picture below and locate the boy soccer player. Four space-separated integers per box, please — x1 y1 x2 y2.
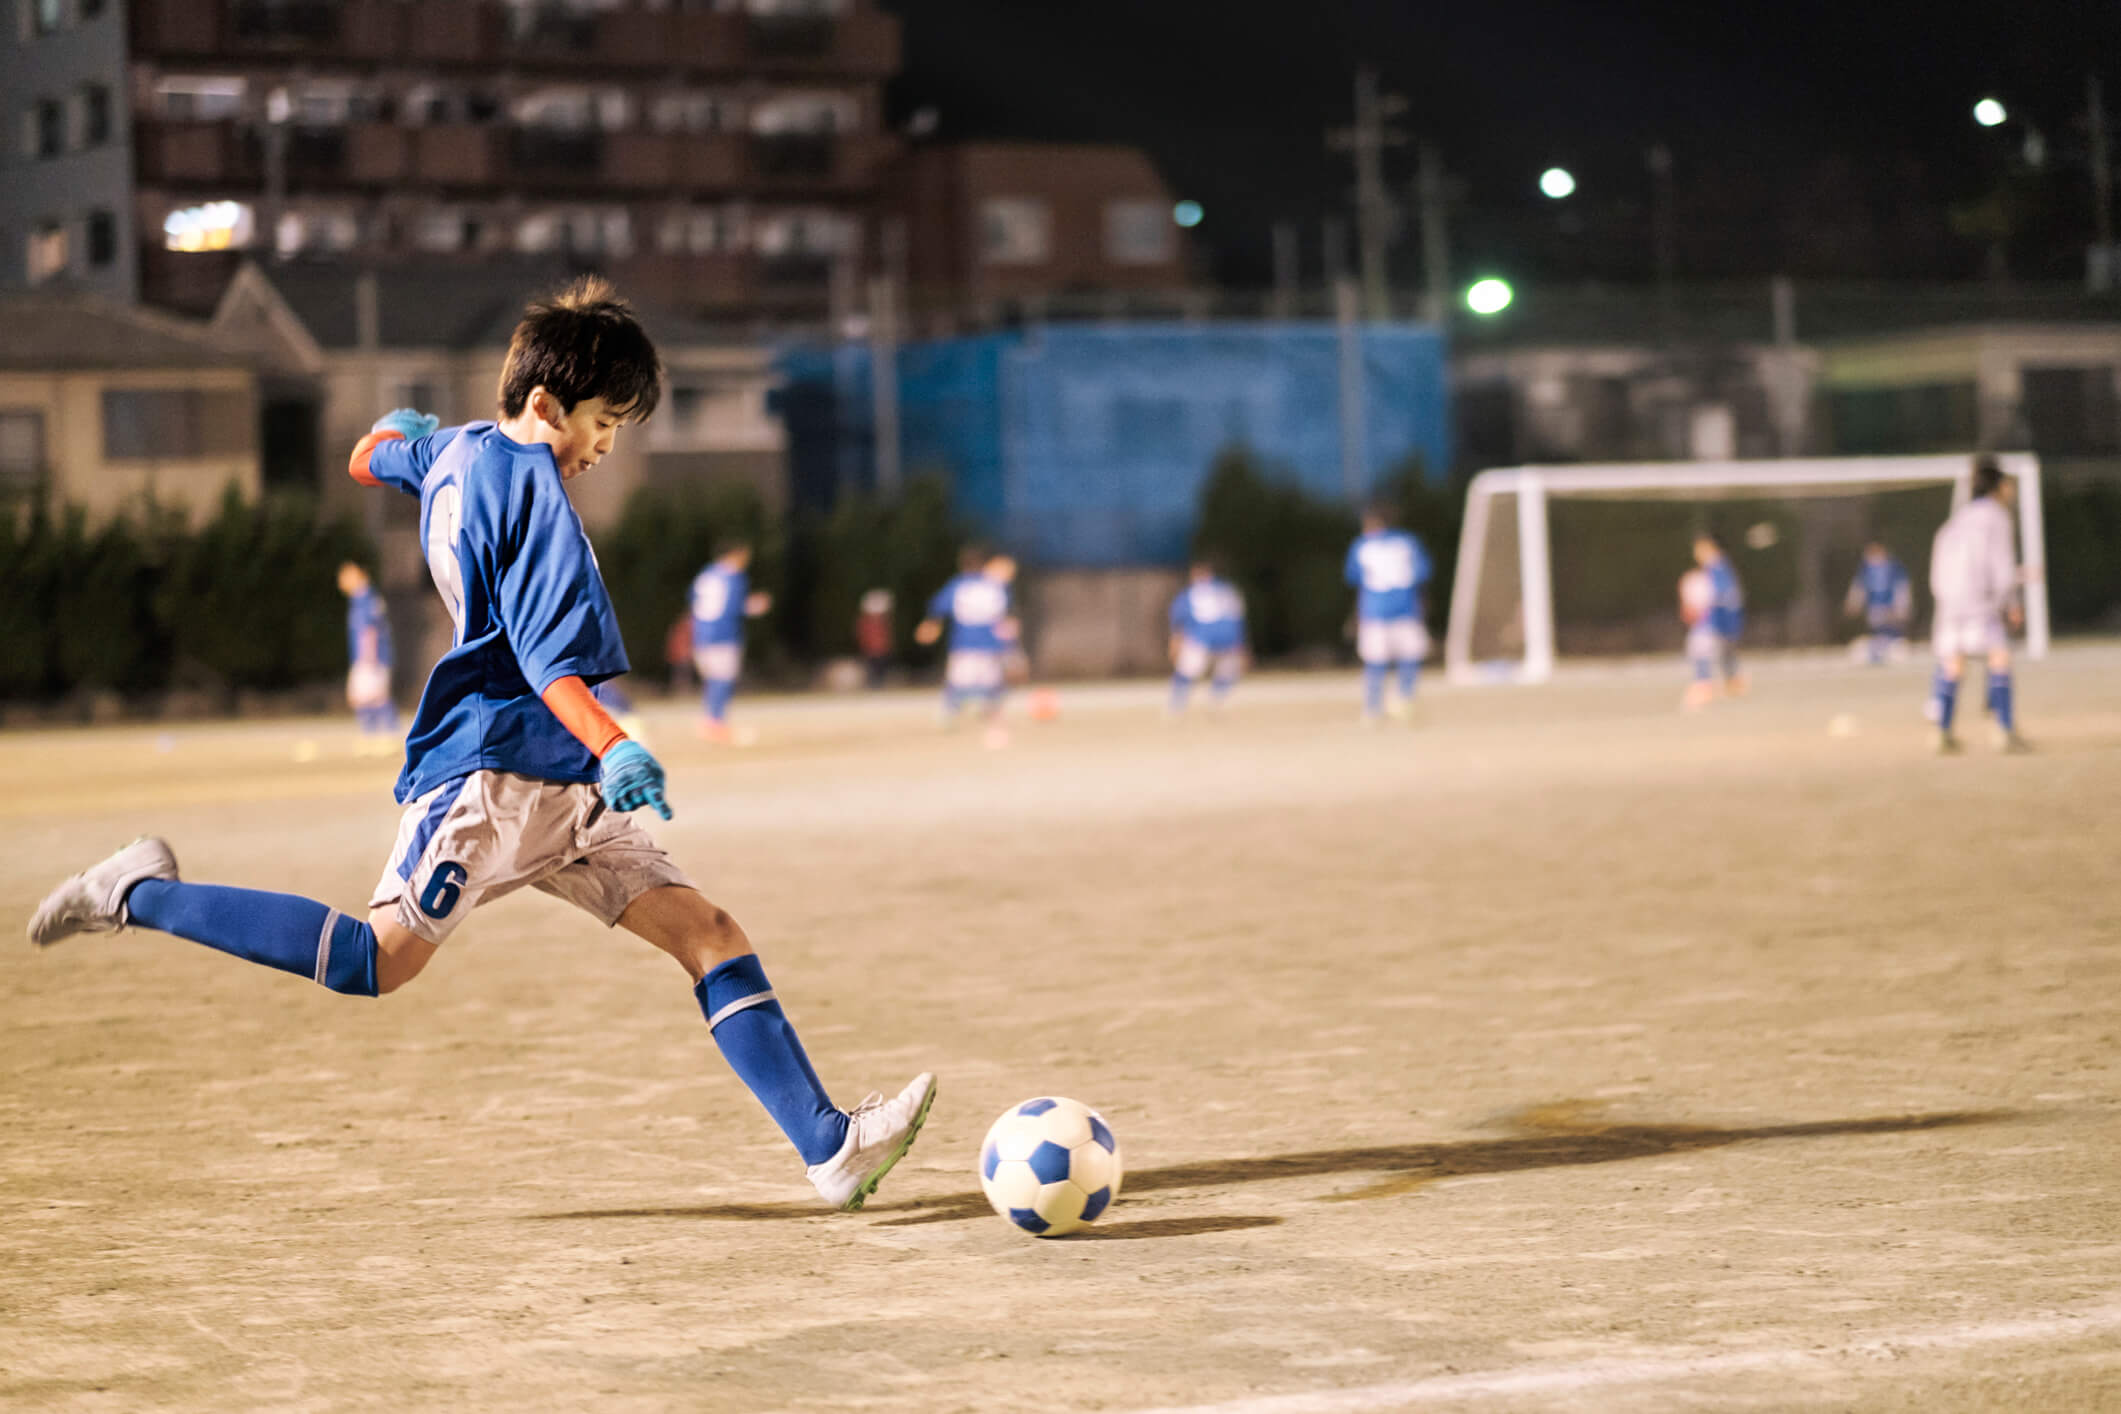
27 280 934 1210
1344 507 1431 724
338 561 398 752
1681 532 1747 709
1844 540 1912 665
1167 560 1247 715
1927 457 2026 754
690 540 772 744
915 547 1018 746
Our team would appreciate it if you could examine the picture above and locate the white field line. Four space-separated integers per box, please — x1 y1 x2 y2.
1128 1299 2121 1413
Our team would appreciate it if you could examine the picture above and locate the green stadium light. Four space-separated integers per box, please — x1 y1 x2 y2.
1465 278 1514 316
1973 97 2007 128
1539 167 1576 200
1172 200 1204 228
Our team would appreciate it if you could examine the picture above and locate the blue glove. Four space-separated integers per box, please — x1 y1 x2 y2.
371 408 440 442
599 739 671 819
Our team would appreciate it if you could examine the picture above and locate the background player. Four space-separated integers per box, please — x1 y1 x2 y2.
1928 457 2026 754
1845 539 1913 666
915 547 1018 748
28 279 933 1211
1344 507 1431 724
1682 532 1747 708
690 540 772 745
337 561 398 754
1167 559 1248 716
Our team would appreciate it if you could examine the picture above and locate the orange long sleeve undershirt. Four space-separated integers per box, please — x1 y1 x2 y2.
347 429 402 487
540 675 627 758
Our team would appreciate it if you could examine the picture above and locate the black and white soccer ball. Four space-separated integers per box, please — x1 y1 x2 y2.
978 1097 1122 1237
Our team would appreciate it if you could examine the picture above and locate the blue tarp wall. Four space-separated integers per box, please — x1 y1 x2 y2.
778 321 1450 567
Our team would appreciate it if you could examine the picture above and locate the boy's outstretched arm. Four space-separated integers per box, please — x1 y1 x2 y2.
348 409 445 495
541 675 671 819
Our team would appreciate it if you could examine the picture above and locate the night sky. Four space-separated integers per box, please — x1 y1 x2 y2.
880 0 2119 287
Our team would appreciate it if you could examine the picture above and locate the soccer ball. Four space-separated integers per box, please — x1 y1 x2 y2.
978 1097 1122 1237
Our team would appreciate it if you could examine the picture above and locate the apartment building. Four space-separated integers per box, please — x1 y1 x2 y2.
3 0 900 315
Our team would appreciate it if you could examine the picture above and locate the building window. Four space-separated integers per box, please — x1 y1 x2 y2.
32 0 66 37
749 92 852 135
157 76 246 122
79 0 103 17
102 389 250 459
86 209 116 267
979 197 1051 267
163 201 254 252
1104 200 1175 266
33 98 64 158
80 83 111 147
0 410 45 495
26 222 68 283
650 92 727 134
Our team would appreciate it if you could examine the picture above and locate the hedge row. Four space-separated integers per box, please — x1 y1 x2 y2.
0 491 373 701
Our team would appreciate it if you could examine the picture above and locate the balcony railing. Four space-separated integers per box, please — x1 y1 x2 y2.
230 0 337 43
746 14 834 58
509 128 604 178
750 131 835 180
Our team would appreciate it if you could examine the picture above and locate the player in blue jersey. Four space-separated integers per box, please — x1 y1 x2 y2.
1843 539 1912 666
1682 532 1748 709
690 540 772 745
1167 560 1248 716
337 561 398 753
27 279 934 1211
915 546 1019 747
1345 508 1432 724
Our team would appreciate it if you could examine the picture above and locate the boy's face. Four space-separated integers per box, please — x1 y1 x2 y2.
532 390 628 480
1693 539 1717 566
721 547 753 572
985 556 1018 584
337 564 367 597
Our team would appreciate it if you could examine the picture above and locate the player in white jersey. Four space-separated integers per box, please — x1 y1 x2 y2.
1927 457 2026 753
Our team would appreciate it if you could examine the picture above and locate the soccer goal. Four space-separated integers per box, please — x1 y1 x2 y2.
1443 454 2049 685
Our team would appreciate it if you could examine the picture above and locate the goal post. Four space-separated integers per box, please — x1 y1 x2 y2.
1443 454 2048 685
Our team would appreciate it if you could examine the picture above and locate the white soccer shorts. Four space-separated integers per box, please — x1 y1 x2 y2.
1175 638 1243 681
945 649 1005 692
371 770 693 944
1357 617 1430 666
693 642 744 683
1685 624 1728 678
1932 611 2007 661
346 661 392 709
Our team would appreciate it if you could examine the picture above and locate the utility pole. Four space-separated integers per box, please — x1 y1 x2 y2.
2091 75 2115 292
1270 220 1299 319
1416 142 1449 326
1647 143 1676 342
1327 67 1406 322
867 275 900 496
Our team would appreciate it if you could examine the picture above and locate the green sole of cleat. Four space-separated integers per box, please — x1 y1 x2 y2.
842 1077 938 1213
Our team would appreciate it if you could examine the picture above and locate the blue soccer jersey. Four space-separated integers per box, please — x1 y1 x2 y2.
364 422 629 803
927 573 1012 653
1705 556 1745 639
346 586 393 667
1854 557 1910 615
1171 579 1246 651
1345 529 1430 622
690 564 748 647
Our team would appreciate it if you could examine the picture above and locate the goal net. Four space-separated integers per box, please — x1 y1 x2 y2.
1443 454 2050 684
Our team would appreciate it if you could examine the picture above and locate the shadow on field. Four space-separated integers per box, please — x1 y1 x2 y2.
528 1104 2010 1228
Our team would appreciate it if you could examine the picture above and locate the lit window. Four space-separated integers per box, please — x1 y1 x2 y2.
26 222 68 284
158 77 246 122
163 201 255 252
979 197 1051 267
32 0 66 37
749 92 851 135
1104 200 1175 266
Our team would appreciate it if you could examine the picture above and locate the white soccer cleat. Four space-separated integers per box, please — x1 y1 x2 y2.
27 837 179 948
1989 722 2031 754
1930 727 1962 756
806 1071 938 1211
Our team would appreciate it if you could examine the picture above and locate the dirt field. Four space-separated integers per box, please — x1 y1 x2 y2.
4 646 2120 1412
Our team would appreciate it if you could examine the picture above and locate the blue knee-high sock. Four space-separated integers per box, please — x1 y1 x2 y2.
125 879 377 996
1169 673 1193 712
1210 671 1236 702
705 677 736 723
1363 665 1388 716
1988 670 2014 731
1396 659 1420 700
1933 669 1959 730
696 955 848 1165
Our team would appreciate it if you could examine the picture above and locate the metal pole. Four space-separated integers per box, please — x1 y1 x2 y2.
1270 221 1299 320
1335 276 1367 505
1770 274 1801 455
1516 471 1554 682
1648 143 1675 342
1417 142 1449 326
1353 68 1391 321
2091 76 2114 292
867 275 900 496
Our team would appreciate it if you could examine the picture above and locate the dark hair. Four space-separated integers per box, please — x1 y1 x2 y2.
497 276 662 422
958 544 989 573
714 538 752 560
1695 530 1724 550
1363 502 1395 526
1971 456 2006 499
